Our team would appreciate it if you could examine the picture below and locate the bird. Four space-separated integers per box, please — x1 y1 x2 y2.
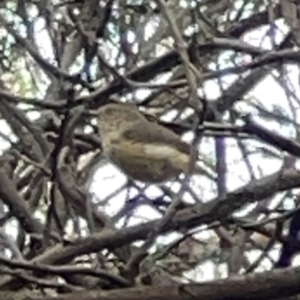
97 102 196 183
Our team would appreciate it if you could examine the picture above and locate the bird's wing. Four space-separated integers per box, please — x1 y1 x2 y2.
121 121 191 155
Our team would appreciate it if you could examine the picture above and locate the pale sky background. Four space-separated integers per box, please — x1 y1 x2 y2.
0 7 299 281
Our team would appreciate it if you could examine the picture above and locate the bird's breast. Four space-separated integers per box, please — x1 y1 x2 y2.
99 130 122 156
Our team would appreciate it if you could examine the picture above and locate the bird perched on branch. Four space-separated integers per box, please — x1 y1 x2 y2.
97 102 196 183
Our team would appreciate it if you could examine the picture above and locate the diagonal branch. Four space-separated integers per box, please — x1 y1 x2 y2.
24 168 300 267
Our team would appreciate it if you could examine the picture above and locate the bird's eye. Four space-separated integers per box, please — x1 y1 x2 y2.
104 108 115 115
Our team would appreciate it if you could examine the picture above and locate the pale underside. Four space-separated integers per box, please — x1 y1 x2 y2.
106 140 191 182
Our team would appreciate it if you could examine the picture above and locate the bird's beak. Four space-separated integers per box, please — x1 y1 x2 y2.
88 109 99 117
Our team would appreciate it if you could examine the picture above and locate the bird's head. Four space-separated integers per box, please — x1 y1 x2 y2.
97 102 145 134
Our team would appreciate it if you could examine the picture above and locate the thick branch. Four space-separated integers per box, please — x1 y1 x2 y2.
14 266 300 300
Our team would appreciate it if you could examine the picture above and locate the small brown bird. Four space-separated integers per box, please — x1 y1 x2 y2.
97 102 195 183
